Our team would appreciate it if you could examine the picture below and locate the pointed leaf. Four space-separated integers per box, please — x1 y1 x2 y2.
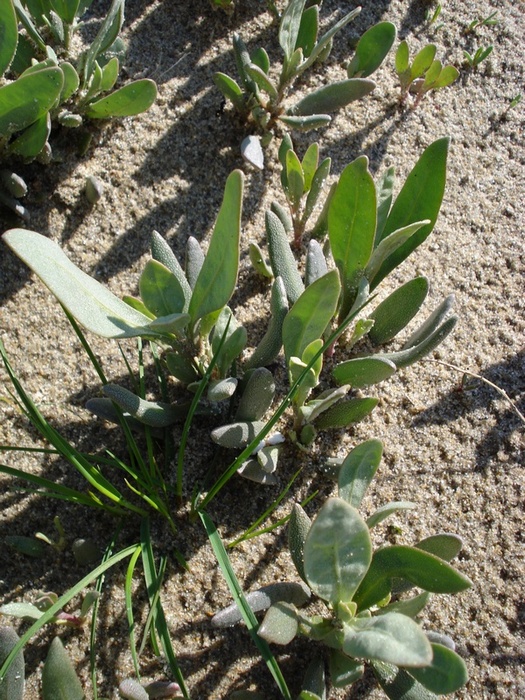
295 5 318 58
366 501 416 529
299 7 361 75
279 0 307 61
353 545 472 612
371 138 449 288
343 612 432 667
290 79 375 116
402 294 454 349
246 63 278 99
304 156 331 223
8 112 51 159
283 269 340 364
3 229 160 338
304 497 372 604
42 637 84 700
85 78 156 118
337 439 383 508
328 156 376 318
285 148 305 210
188 170 244 327
139 259 188 317
380 316 457 368
0 626 24 700
366 221 429 283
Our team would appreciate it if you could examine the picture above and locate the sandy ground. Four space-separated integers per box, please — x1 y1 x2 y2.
0 0 524 698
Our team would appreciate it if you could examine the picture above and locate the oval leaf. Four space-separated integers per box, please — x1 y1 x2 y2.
85 79 157 118
333 357 397 388
338 439 383 508
409 643 468 694
290 79 375 116
0 67 63 136
368 277 429 345
304 497 372 604
42 637 84 700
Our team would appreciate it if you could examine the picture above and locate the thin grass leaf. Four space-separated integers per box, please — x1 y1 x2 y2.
140 519 190 697
200 512 292 699
0 545 139 683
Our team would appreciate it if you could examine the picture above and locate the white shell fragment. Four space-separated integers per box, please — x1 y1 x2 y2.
241 135 264 170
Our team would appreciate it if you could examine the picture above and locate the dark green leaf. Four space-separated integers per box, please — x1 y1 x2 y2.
278 113 331 131
7 112 50 158
139 259 188 317
295 5 318 58
85 78 156 118
353 545 472 611
313 397 378 429
0 0 18 75
266 209 304 304
373 661 439 700
0 67 63 136
279 0 307 61
347 21 396 78
0 627 24 700
283 270 340 363
371 138 449 288
368 277 429 345
330 649 364 688
328 156 376 318
409 644 468 694
333 357 397 388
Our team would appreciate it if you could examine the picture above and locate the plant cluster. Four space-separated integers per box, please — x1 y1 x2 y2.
0 1 479 698
0 0 157 219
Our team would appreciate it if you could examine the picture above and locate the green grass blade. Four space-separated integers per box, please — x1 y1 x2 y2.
0 544 139 682
200 511 292 699
125 545 144 678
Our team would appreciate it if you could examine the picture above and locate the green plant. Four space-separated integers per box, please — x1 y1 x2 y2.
463 44 493 68
213 440 472 699
395 40 459 106
466 11 499 33
214 0 395 161
0 0 157 218
425 2 444 31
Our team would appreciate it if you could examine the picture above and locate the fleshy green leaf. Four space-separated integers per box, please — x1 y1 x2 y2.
279 0 307 62
380 316 457 368
304 497 372 604
366 501 416 529
288 504 311 583
411 44 437 79
329 649 364 688
266 209 305 304
139 259 188 317
343 612 432 667
365 221 429 284
258 602 299 645
278 113 331 131
337 439 383 508
371 138 449 288
285 148 305 210
333 357 397 388
236 367 275 421
188 170 244 328
409 643 468 693
0 0 18 75
353 545 472 612
295 5 318 58
373 661 439 700
0 67 63 136
290 79 375 116
50 0 81 24
85 79 156 118
313 397 378 429
83 0 124 81
282 269 340 364
213 72 246 112
245 276 288 369
7 112 50 159
0 627 24 700
347 22 396 78
328 156 376 318
402 294 454 349
3 229 160 338
103 384 183 427
368 276 429 345
42 637 84 700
